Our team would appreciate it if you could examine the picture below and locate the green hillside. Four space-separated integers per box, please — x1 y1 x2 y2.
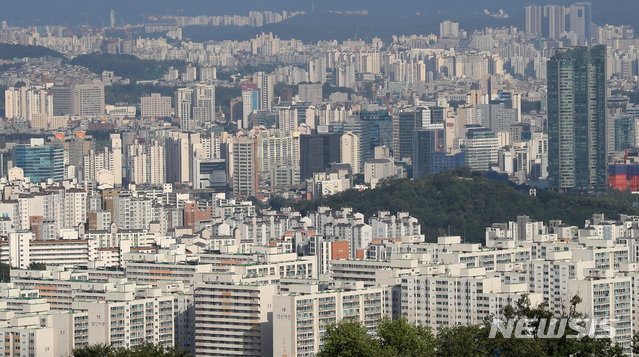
70 53 185 82
281 168 639 243
0 43 64 60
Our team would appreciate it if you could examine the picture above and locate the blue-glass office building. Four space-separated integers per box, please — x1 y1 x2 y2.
13 144 65 182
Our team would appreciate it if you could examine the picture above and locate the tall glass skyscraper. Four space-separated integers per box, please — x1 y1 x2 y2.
412 125 445 179
569 2 592 45
13 140 65 183
547 45 607 190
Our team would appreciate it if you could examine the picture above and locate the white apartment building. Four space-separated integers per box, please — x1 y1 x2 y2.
4 86 53 120
194 282 277 356
569 276 633 354
7 269 175 351
0 233 97 269
401 266 543 332
124 260 213 287
73 292 174 348
0 325 55 357
273 282 388 357
340 132 359 174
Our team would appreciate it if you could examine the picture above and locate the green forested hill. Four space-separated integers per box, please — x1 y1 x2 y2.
70 53 185 82
281 169 639 243
0 43 63 60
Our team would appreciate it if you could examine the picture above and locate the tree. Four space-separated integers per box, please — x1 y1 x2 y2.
268 195 287 211
377 317 437 357
113 342 191 357
72 343 191 357
69 53 186 82
436 325 493 357
318 295 624 357
247 196 265 212
487 294 623 357
28 262 46 270
633 331 639 355
72 343 115 357
0 263 9 282
316 320 380 357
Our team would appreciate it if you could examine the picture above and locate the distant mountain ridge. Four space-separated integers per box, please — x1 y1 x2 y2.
182 12 518 43
0 0 634 28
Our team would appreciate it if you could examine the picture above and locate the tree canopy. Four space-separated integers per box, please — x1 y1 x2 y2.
317 320 381 357
0 43 63 60
72 342 191 357
70 54 185 82
27 262 46 270
318 295 624 357
0 263 10 283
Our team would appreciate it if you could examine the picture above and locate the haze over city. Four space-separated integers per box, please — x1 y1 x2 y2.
0 1 638 356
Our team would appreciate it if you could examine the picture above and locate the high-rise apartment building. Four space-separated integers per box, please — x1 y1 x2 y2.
273 284 388 357
241 83 260 129
4 86 53 120
307 57 327 84
230 137 257 196
440 21 460 38
298 83 323 105
175 88 194 131
254 71 274 112
127 140 165 185
192 84 216 125
173 85 216 129
543 5 568 39
165 133 190 184
256 130 297 175
195 283 277 356
277 106 298 131
525 5 543 36
547 45 607 190
525 4 569 40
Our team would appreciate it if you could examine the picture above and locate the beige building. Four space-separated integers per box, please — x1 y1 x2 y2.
340 131 359 174
140 93 172 118
72 81 105 117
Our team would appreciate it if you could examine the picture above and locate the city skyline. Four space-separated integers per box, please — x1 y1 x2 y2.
0 0 639 356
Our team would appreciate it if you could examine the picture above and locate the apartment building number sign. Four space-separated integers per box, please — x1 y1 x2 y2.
276 307 291 321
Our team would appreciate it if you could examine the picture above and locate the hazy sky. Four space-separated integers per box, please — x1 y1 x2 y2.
0 0 630 27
